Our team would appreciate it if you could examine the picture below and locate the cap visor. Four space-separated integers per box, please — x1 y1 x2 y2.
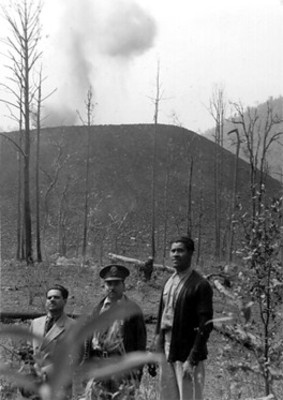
104 277 124 281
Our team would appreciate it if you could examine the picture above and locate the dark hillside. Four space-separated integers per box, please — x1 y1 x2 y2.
0 123 281 262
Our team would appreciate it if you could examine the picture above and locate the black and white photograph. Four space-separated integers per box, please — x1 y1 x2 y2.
0 1 282 399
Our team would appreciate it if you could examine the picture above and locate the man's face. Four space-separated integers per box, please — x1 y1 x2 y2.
170 241 193 272
45 289 66 314
104 280 125 302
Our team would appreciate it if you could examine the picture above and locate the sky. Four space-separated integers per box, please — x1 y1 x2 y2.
1 0 283 134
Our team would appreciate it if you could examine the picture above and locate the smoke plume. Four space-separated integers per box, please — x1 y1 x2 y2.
43 0 157 127
96 0 157 58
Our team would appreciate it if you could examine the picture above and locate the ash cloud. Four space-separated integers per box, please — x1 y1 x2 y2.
43 104 77 128
43 0 157 126
97 1 157 58
66 31 93 94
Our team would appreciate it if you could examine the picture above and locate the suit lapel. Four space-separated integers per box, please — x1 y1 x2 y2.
32 316 46 351
38 316 47 336
41 314 67 350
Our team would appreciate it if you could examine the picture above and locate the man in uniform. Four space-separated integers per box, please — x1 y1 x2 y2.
84 264 147 399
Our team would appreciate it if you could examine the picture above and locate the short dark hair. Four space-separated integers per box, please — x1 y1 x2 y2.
46 284 69 299
171 236 195 253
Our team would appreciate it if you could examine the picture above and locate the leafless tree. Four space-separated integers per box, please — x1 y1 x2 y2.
162 139 173 265
196 189 204 266
57 181 70 257
0 99 26 260
32 67 56 262
17 86 24 260
41 139 66 247
150 60 163 260
226 128 242 262
186 158 194 237
34 69 43 262
0 60 25 260
2 0 43 264
229 100 283 219
108 212 129 254
208 85 226 260
77 86 95 261
184 132 196 238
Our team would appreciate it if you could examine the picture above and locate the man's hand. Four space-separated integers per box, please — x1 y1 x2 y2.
182 360 195 379
18 344 34 365
188 351 199 367
150 334 163 353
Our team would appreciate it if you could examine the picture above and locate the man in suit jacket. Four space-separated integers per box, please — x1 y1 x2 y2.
30 284 75 389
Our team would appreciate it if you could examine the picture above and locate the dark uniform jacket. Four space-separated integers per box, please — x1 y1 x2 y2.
156 269 213 364
85 296 147 358
84 296 147 382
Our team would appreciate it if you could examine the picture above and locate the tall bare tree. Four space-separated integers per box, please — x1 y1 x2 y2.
208 85 226 260
162 138 174 265
185 132 196 238
2 0 43 264
32 68 56 262
196 189 204 266
58 180 70 257
17 86 24 260
34 69 43 262
226 128 241 262
0 84 26 260
78 86 95 261
1 59 25 260
150 60 163 260
42 138 66 246
186 158 194 237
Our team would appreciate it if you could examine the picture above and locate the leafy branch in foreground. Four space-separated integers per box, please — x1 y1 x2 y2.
0 301 163 400
213 194 283 399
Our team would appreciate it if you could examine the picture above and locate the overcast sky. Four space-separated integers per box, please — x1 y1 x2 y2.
1 0 283 133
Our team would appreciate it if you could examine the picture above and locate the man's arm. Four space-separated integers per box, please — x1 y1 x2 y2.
188 279 213 366
135 312 147 351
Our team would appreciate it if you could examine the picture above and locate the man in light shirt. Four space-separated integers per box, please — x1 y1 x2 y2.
155 236 213 400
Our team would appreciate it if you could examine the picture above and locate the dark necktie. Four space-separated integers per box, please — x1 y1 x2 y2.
44 316 54 335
